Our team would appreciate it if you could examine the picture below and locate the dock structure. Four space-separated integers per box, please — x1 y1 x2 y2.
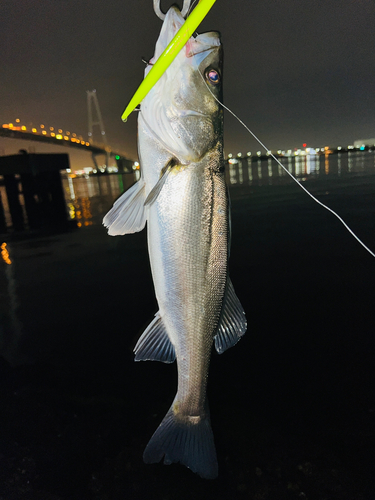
0 153 71 233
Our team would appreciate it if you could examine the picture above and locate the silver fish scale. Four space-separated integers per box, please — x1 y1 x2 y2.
148 147 227 419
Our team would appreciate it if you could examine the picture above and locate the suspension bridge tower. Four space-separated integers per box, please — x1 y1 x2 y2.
87 89 110 168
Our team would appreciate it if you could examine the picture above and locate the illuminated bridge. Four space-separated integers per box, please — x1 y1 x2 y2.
0 119 134 172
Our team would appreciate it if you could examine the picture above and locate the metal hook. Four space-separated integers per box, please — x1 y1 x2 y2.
153 0 192 20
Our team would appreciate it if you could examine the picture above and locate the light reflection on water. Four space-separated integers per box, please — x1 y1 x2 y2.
227 151 375 187
1 152 373 232
62 151 375 227
62 172 138 227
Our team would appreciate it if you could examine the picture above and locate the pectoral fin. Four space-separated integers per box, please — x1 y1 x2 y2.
144 160 175 206
103 178 147 235
134 312 176 363
214 278 247 354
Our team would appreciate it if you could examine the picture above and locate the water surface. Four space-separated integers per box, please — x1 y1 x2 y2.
1 151 374 499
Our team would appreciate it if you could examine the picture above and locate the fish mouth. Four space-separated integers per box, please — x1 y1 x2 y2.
139 6 221 165
150 6 221 65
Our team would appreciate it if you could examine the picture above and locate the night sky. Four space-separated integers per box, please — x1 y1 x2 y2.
1 0 374 169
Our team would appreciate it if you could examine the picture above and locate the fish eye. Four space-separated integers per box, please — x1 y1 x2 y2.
206 69 220 85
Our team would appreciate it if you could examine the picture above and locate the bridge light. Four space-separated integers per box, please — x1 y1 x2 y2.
66 131 70 135
21 126 26 130
58 129 62 133
40 124 45 129
72 133 76 137
85 142 89 146
32 128 37 133
64 136 69 140
16 119 20 123
9 123 13 128
42 130 47 135
50 127 54 131
56 134 63 139
51 132 56 137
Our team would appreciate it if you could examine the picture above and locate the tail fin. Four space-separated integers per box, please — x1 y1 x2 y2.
143 402 218 479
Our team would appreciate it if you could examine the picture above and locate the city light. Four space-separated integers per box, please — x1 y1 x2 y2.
1 243 11 265
10 117 374 172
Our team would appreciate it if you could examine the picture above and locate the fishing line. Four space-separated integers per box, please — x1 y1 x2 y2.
195 62 375 259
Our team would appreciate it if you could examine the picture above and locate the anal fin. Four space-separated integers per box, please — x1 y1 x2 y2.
214 278 247 354
134 312 176 363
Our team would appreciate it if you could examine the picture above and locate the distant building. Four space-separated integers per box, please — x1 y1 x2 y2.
354 139 375 147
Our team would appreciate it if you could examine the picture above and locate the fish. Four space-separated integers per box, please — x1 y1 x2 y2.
103 6 246 479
